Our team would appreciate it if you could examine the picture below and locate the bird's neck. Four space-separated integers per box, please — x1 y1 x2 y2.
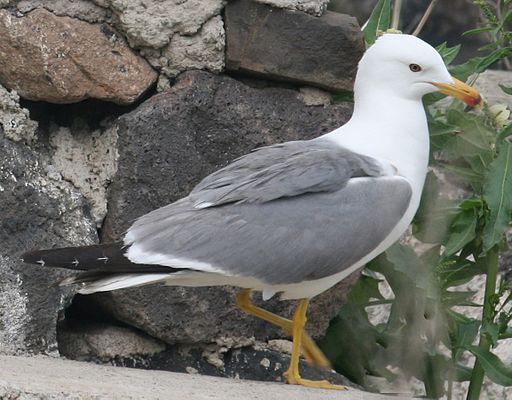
323 95 430 203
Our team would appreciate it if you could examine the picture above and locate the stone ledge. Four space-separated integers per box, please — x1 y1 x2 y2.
0 355 409 400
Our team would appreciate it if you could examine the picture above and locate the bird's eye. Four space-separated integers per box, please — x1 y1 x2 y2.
409 63 422 72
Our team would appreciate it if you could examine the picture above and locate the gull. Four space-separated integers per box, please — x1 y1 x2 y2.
23 34 481 390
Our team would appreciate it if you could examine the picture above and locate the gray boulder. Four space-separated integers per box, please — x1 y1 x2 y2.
0 130 97 355
225 0 364 92
91 70 356 346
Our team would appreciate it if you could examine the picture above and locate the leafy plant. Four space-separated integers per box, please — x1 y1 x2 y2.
322 1 512 399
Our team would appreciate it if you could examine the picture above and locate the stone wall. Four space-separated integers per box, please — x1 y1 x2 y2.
0 0 364 384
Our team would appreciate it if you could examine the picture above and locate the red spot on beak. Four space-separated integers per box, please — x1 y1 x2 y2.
463 96 481 107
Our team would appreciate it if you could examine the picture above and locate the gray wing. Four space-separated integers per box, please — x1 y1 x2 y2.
124 139 412 284
189 139 383 207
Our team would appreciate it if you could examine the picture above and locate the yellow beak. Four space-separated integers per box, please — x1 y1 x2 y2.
431 77 482 107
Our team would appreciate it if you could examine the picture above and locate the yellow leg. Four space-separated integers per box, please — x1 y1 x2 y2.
235 289 331 369
283 298 345 390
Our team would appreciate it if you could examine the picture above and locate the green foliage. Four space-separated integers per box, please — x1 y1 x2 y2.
466 346 512 386
482 142 512 250
363 0 391 45
322 1 512 398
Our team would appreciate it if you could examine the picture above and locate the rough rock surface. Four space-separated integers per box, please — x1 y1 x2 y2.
255 0 329 16
58 321 352 385
298 87 332 106
159 16 225 77
0 8 157 104
0 130 97 355
475 69 512 107
16 0 108 22
0 84 37 142
0 355 409 400
58 322 166 360
93 70 356 345
225 0 364 92
93 0 226 48
49 121 119 226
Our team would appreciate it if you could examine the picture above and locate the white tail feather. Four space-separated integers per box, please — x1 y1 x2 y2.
78 273 171 294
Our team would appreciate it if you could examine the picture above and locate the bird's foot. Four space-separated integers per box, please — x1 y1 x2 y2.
301 337 331 370
283 370 345 390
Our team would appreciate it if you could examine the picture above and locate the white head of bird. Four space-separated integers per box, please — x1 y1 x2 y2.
355 34 481 107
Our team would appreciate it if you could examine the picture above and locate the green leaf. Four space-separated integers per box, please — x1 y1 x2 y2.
499 84 512 96
450 319 480 361
442 164 485 191
460 198 485 211
443 110 495 161
436 43 461 65
465 346 512 386
449 58 483 82
443 208 478 256
481 322 500 347
498 123 512 142
413 172 458 243
438 260 486 288
454 363 474 382
363 0 391 45
350 274 384 305
476 48 512 72
442 290 479 307
332 91 354 103
449 49 510 82
482 142 512 250
497 10 512 30
463 27 495 36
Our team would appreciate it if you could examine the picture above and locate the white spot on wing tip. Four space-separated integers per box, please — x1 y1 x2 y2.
194 201 214 209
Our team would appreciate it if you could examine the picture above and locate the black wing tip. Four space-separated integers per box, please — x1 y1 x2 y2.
20 249 43 265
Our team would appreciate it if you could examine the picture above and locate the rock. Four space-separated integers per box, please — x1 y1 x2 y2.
0 8 157 104
225 0 364 92
58 322 166 360
16 0 108 23
48 120 119 227
298 87 332 106
474 70 512 108
0 130 97 355
0 84 38 143
160 16 225 78
156 75 172 92
58 320 353 386
0 355 409 400
94 0 226 49
91 70 356 346
255 0 329 16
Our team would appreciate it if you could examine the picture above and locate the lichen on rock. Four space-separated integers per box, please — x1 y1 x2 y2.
93 0 226 48
16 0 108 23
161 16 225 77
49 121 119 227
0 85 37 143
254 0 330 16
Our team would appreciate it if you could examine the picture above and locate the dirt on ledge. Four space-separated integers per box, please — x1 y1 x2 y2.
0 355 410 400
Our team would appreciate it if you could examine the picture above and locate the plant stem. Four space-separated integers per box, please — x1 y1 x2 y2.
466 246 500 400
391 0 402 30
412 0 438 36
